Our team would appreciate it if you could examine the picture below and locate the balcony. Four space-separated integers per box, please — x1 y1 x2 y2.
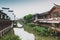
38 17 60 23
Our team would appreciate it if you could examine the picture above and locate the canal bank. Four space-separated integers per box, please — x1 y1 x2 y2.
13 22 35 40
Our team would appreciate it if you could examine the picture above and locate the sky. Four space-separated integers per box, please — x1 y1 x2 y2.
0 0 60 19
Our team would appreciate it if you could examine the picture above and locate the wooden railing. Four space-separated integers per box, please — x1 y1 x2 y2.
0 24 12 37
37 17 60 23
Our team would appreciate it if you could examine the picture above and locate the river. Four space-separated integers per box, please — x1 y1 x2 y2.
13 23 35 40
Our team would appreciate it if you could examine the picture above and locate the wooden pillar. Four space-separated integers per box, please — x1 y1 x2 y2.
34 15 38 23
0 14 1 19
35 15 38 21
0 31 3 37
1 14 2 20
51 13 53 18
5 15 7 19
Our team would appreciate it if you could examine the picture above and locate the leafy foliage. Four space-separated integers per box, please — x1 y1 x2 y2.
0 29 21 40
24 14 33 22
27 23 35 27
33 26 52 36
2 35 20 40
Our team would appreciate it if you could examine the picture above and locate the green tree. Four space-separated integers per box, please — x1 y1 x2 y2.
24 14 33 23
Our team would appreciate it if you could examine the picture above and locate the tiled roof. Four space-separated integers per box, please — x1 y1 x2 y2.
34 11 49 17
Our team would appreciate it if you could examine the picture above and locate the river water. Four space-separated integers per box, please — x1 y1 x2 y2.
13 23 35 40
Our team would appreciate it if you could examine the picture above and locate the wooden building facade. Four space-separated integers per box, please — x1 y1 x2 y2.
0 10 12 37
33 4 60 32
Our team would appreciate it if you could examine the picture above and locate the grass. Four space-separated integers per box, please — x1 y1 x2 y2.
0 28 20 40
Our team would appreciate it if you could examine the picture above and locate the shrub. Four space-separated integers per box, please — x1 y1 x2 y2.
3 35 20 40
10 35 20 40
33 26 52 36
27 23 35 27
3 35 10 40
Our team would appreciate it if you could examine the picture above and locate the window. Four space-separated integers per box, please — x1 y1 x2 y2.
53 12 58 17
38 17 43 19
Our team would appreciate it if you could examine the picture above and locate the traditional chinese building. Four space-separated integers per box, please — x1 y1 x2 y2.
33 4 60 32
0 9 12 37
